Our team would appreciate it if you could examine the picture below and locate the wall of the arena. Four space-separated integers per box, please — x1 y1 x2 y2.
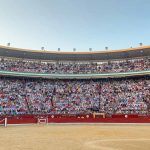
1 115 150 124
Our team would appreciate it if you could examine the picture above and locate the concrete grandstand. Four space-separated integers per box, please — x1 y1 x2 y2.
0 45 150 124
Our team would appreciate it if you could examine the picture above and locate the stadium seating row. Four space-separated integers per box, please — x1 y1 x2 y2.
0 77 149 116
0 56 149 74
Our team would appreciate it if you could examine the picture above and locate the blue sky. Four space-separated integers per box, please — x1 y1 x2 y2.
0 0 149 51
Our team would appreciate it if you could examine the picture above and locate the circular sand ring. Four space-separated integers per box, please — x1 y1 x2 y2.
84 138 150 150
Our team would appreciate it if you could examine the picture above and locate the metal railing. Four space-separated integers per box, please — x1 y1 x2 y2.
0 70 149 79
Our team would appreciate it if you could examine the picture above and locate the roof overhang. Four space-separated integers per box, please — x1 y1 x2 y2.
0 45 149 61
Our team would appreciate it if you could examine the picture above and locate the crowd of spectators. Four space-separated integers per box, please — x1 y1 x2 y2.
0 56 149 74
0 77 149 116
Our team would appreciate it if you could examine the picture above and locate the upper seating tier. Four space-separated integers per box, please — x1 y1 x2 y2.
0 45 150 61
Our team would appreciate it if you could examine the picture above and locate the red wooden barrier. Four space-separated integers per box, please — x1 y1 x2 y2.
0 114 150 124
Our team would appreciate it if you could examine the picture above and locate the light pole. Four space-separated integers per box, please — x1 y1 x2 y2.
105 47 108 50
7 43 10 46
89 48 92 52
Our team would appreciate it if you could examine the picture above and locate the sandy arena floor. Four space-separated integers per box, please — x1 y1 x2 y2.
0 124 150 150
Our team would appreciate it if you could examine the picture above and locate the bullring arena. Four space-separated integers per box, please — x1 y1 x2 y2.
1 124 150 150
0 45 150 150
